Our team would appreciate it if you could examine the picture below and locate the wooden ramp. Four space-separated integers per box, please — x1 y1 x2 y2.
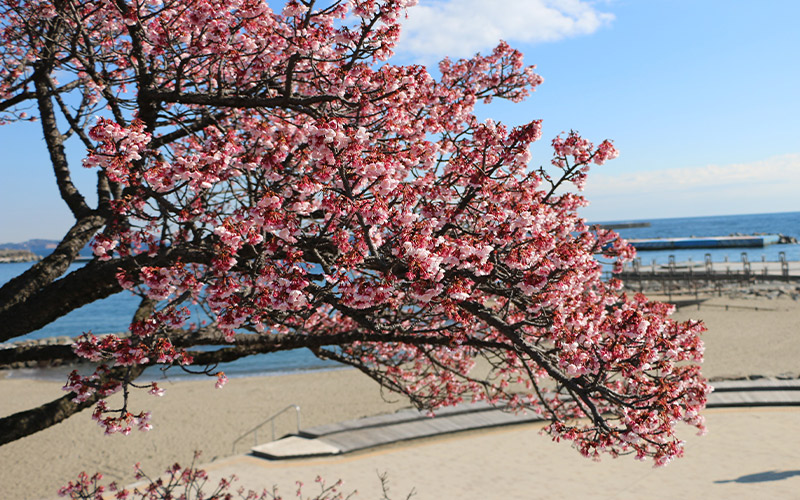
251 379 800 460
251 401 544 459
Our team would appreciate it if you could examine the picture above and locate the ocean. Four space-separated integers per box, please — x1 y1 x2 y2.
597 211 800 268
2 210 798 380
0 266 339 380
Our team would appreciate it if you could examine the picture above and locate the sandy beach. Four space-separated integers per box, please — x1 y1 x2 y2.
1 292 799 500
199 407 800 500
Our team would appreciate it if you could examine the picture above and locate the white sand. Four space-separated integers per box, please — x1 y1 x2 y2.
202 407 800 500
1 295 799 500
0 369 407 500
658 294 800 379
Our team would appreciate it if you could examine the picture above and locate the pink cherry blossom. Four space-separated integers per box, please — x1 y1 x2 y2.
0 0 709 466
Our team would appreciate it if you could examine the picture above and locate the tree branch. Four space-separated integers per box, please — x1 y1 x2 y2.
0 89 35 112
141 89 338 112
0 365 144 446
0 246 212 342
459 300 611 431
149 112 227 148
32 64 92 218
0 215 106 315
0 343 76 367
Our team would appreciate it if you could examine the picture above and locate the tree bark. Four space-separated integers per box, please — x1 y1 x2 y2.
0 215 105 315
32 65 92 219
0 344 76 367
0 246 211 342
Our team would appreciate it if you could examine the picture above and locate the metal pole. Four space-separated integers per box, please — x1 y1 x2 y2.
741 252 750 285
780 251 788 279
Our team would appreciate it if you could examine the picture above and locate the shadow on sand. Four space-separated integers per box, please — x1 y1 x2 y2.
715 470 800 484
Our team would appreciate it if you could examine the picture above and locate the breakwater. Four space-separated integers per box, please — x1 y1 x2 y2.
0 249 40 263
627 234 797 251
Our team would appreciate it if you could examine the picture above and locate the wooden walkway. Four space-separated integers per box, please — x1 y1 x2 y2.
617 258 800 284
250 379 800 460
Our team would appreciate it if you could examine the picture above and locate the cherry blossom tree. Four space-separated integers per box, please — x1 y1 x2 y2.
0 0 709 465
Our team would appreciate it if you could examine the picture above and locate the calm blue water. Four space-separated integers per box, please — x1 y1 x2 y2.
0 263 338 380
3 211 798 379
593 211 800 267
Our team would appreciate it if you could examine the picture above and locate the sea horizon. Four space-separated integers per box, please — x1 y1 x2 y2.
587 208 800 226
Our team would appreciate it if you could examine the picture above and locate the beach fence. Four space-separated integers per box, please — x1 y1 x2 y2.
613 251 800 303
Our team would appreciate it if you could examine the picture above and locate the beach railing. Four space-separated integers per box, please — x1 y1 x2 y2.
231 404 301 453
617 251 799 284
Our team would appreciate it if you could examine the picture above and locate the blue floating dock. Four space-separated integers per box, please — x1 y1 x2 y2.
629 234 781 251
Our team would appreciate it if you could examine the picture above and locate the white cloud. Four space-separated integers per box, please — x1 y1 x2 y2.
398 0 615 61
580 154 800 220
587 154 800 194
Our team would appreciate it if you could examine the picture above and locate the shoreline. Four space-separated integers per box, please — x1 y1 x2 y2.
0 361 351 383
5 357 799 386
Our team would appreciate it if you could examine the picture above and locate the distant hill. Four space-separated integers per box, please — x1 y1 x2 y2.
0 239 93 259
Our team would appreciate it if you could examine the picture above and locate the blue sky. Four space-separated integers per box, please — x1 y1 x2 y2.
1 0 799 243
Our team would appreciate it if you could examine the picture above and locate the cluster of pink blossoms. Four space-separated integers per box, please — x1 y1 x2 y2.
0 0 711 464
92 401 153 435
84 119 151 184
